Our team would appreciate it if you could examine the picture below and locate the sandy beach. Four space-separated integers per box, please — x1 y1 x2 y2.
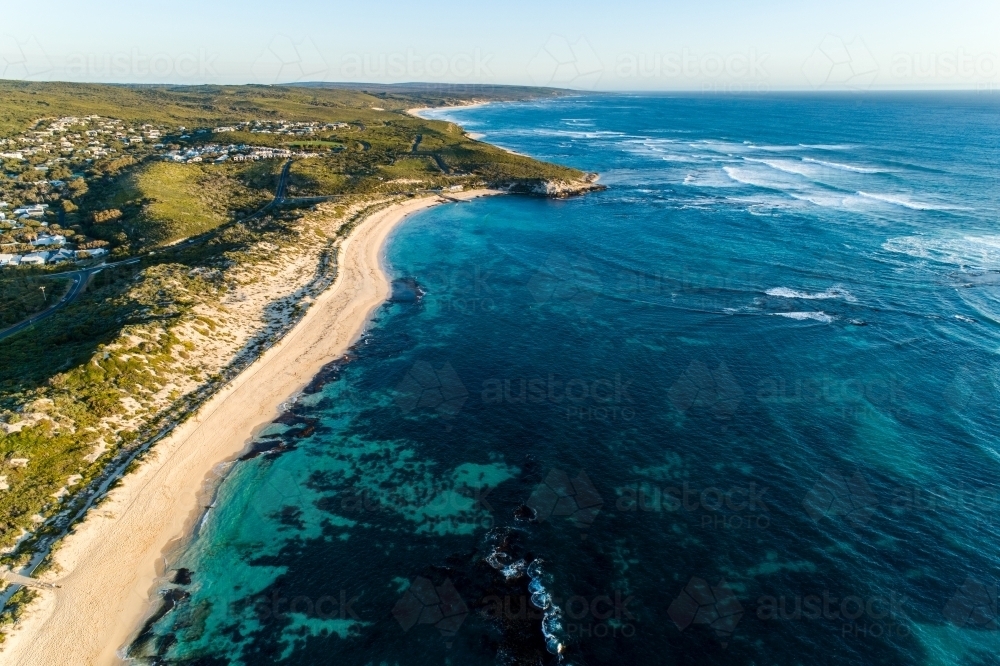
406 100 490 119
0 189 498 666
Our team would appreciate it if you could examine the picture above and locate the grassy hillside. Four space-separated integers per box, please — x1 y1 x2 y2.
0 80 588 256
89 161 280 247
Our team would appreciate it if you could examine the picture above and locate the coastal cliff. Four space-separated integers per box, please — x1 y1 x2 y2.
506 173 606 198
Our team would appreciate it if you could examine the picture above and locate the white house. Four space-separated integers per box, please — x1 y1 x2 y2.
20 252 49 265
78 247 108 259
14 204 48 218
31 235 66 247
0 254 17 266
49 249 75 263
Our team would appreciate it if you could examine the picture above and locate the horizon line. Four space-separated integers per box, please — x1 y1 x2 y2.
2 78 998 96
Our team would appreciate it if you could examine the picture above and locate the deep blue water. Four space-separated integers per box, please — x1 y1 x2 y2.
138 94 1000 665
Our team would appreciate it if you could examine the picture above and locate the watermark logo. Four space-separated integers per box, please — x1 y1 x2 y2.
943 578 998 630
614 49 769 91
756 373 908 420
890 49 998 83
395 361 468 417
668 361 743 421
668 577 743 648
527 252 601 308
253 589 361 622
393 577 469 646
802 35 879 89
0 35 52 79
65 49 219 81
944 365 999 414
802 469 879 527
526 35 603 89
756 589 910 639
340 49 494 80
527 469 603 531
616 481 770 531
481 372 636 423
251 35 328 84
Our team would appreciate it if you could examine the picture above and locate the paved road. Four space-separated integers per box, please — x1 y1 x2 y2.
0 271 84 342
0 258 143 343
274 160 291 203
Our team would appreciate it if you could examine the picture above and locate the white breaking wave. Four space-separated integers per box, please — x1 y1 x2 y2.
799 143 853 150
787 192 852 209
884 236 1000 270
766 286 857 302
857 191 970 211
744 158 817 179
803 158 883 174
722 166 798 190
754 144 803 152
772 312 835 323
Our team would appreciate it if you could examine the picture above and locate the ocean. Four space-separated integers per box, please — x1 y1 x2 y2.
133 93 1000 665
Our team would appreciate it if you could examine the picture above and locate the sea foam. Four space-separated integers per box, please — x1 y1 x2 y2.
772 311 835 323
803 157 883 173
857 191 969 211
766 286 857 302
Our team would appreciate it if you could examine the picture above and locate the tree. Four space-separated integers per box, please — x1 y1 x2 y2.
48 165 72 181
62 200 78 213
68 179 88 197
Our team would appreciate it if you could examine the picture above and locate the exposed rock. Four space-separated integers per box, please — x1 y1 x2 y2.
505 173 605 198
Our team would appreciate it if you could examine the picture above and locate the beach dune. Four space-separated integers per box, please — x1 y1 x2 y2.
1 190 497 666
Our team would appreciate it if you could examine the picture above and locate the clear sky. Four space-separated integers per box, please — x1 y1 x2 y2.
1 0 998 91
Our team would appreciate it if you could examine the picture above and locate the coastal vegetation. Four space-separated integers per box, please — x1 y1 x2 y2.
0 80 597 631
0 274 72 329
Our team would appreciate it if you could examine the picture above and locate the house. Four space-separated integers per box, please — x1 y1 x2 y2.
49 249 75 263
0 254 17 266
14 204 48 218
78 247 108 259
31 235 66 247
20 252 50 265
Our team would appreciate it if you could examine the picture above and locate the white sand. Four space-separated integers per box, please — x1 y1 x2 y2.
406 100 489 119
1 190 498 665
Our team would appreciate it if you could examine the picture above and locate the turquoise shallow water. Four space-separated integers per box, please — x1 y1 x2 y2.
136 94 1000 665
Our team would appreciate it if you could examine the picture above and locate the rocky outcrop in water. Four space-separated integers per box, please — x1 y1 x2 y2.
507 173 606 198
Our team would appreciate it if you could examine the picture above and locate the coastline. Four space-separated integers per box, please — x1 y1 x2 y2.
0 189 500 666
406 100 490 119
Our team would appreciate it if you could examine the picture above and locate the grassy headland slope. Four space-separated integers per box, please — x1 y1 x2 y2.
1 81 591 256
